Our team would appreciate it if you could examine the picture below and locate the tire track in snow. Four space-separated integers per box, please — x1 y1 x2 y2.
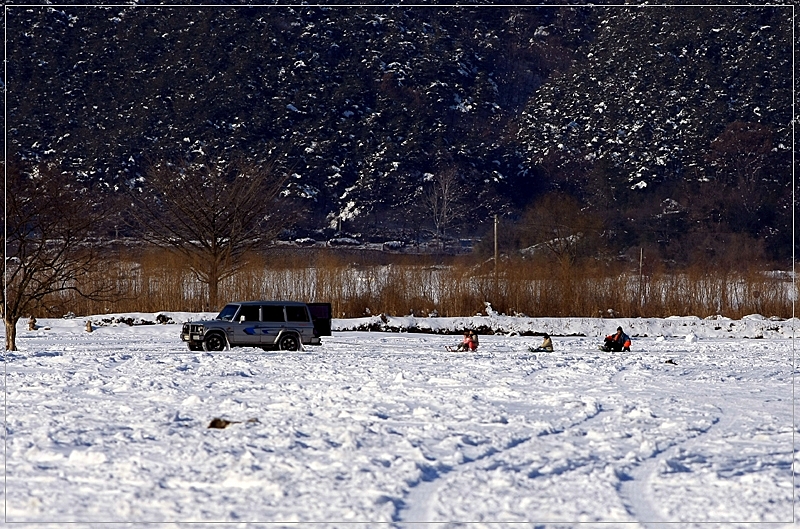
394 347 623 526
396 431 535 527
607 354 702 528
395 396 608 526
615 413 724 528
616 398 791 528
609 346 790 529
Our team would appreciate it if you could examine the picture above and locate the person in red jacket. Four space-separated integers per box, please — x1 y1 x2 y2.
450 330 478 351
601 327 631 352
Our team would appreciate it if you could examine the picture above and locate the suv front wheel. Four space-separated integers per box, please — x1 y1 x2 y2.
204 332 227 351
278 333 301 351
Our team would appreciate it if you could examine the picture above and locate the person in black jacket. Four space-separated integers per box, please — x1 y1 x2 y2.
601 327 631 352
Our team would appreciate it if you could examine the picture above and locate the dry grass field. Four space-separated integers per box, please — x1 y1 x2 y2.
45 245 795 320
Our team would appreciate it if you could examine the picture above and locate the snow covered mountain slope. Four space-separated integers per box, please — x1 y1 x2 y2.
6 6 793 255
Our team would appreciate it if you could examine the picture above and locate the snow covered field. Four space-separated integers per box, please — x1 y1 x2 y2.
3 314 797 527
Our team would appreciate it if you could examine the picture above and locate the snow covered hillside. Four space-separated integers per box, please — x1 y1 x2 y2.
3 314 796 526
7 7 793 258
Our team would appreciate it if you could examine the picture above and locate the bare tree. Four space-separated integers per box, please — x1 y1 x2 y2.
421 168 464 247
2 163 114 351
522 192 603 266
126 157 293 309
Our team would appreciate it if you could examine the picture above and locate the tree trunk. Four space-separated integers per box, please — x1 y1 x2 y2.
208 263 220 311
209 279 219 311
5 317 18 351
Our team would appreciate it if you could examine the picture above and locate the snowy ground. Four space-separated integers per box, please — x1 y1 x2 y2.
3 314 797 527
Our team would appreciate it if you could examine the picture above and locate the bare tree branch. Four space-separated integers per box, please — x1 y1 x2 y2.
124 156 295 309
421 168 465 247
2 162 116 350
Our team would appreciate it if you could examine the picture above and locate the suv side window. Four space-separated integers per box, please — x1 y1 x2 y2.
239 306 260 322
261 305 285 322
286 305 310 322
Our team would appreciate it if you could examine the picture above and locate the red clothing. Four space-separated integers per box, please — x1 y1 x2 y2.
462 335 477 351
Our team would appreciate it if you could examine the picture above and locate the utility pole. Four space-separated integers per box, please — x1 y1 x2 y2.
639 247 644 312
494 215 499 267
494 214 499 298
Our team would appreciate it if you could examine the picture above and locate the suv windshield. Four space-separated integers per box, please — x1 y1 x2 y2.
216 304 240 321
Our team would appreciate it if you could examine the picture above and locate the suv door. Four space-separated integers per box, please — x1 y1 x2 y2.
308 303 332 337
259 304 285 345
232 305 262 346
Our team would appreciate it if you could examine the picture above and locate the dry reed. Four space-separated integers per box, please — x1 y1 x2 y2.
43 246 794 320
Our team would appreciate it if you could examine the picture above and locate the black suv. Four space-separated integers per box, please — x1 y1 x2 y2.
181 301 332 351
